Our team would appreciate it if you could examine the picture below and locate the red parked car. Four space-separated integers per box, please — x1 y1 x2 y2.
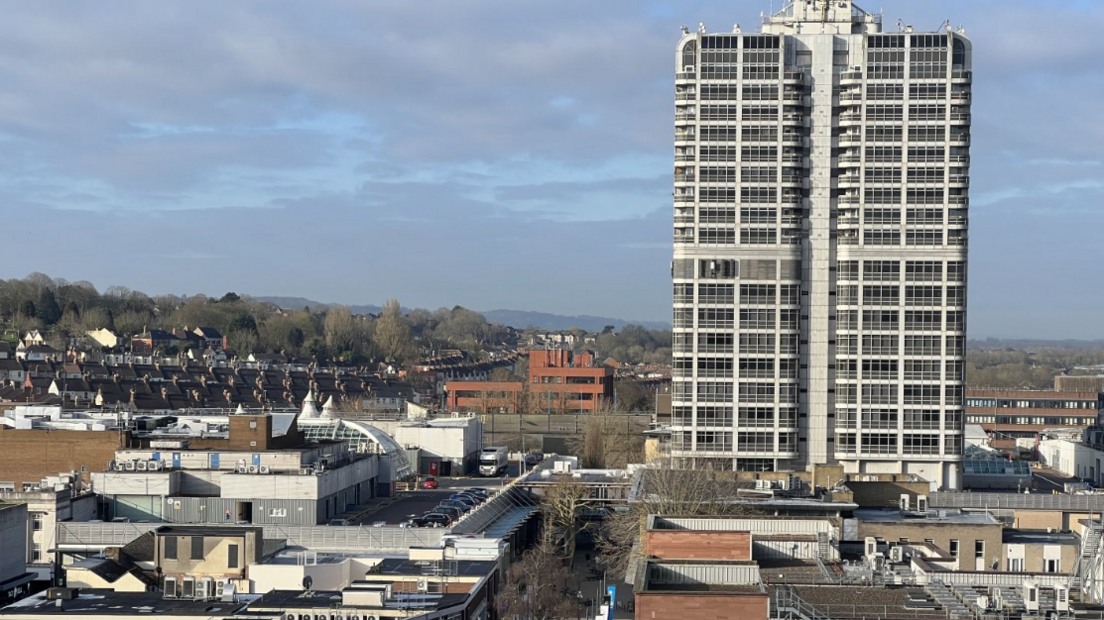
421 476 439 489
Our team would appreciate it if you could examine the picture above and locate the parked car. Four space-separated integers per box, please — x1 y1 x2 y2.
449 494 480 507
434 505 465 520
328 518 350 526
466 487 491 496
421 512 453 527
524 452 544 466
456 489 487 501
422 476 439 490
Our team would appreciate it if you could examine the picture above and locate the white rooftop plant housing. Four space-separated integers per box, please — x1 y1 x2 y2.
300 389 320 419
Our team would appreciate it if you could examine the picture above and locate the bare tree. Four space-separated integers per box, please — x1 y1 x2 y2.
570 403 644 469
322 306 358 352
374 299 412 361
113 310 150 339
9 311 41 336
597 461 757 578
540 478 593 559
495 540 579 620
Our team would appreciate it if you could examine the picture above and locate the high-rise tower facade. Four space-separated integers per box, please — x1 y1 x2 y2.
671 0 970 489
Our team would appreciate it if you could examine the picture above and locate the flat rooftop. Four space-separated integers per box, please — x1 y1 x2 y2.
250 588 469 612
855 508 998 526
263 547 374 566
1002 529 1081 545
155 525 260 537
0 589 249 616
374 557 496 578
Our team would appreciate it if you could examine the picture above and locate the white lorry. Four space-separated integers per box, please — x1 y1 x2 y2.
478 446 508 477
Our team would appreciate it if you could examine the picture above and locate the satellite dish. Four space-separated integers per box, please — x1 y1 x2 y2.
302 575 313 590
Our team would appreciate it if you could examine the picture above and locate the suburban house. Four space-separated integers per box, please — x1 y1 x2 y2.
193 327 225 351
15 344 62 363
131 330 180 354
86 328 122 349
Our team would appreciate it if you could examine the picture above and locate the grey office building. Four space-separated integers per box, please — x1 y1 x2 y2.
671 0 970 488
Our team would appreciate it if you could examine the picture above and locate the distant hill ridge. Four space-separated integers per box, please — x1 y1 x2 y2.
253 296 670 332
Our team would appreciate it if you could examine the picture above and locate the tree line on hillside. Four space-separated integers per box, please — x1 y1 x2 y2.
967 346 1104 390
0 273 511 363
0 273 675 367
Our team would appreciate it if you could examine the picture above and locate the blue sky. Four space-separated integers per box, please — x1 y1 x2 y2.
1 0 1102 338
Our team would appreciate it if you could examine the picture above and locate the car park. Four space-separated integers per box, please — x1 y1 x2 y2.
439 499 472 512
434 505 464 520
449 494 480 507
420 513 453 527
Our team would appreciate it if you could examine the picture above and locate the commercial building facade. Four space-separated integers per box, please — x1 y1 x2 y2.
445 349 614 413
966 389 1103 437
671 0 970 488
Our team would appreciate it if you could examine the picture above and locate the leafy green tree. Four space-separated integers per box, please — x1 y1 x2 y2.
219 292 241 303
229 313 257 333
20 300 36 319
36 289 62 325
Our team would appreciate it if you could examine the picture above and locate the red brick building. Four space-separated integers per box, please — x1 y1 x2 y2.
445 349 614 413
0 427 130 488
634 519 769 620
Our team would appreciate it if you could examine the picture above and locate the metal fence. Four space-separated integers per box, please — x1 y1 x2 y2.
57 521 444 551
261 524 444 551
930 491 1104 511
931 570 1069 588
56 522 159 548
648 562 760 586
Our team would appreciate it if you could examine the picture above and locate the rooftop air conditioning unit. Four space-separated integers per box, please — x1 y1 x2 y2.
236 464 248 473
889 546 903 563
916 495 928 512
181 577 195 599
259 465 270 474
195 578 212 601
247 465 259 474
164 577 178 598
1056 585 1070 612
149 460 161 471
1024 579 1039 612
299 467 312 475
124 461 136 472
